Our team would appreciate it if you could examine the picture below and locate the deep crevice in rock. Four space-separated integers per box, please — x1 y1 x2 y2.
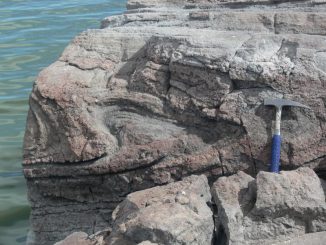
214 225 227 245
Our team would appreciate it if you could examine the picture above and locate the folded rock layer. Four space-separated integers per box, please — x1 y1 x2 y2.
23 0 326 243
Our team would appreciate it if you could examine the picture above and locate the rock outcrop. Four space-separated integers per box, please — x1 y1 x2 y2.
106 175 214 245
211 167 326 244
57 168 326 245
55 175 214 245
23 0 326 244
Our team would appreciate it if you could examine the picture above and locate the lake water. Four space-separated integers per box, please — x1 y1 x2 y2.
0 1 126 244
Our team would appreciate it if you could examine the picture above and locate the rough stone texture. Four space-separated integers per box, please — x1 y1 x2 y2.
211 167 326 244
54 229 111 245
54 232 92 245
23 0 326 243
137 242 159 245
274 231 326 245
106 175 214 245
211 171 256 244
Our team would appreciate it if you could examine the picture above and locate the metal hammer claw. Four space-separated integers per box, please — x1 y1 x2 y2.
264 98 310 173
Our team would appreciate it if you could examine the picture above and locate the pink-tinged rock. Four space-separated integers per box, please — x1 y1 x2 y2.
211 167 326 244
106 175 214 245
23 0 326 243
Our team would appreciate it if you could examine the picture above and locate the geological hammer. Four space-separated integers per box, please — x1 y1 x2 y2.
264 98 310 173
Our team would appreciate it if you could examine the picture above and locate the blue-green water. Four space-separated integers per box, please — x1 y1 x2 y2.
0 1 126 244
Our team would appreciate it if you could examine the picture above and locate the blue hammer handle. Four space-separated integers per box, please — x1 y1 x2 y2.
270 134 281 173
264 98 310 173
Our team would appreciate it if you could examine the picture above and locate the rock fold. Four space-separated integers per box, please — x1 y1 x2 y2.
23 0 326 243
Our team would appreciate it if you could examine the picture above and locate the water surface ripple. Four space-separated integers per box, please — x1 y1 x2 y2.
0 1 126 244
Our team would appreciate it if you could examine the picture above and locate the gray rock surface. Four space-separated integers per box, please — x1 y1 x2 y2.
54 232 92 245
211 167 326 244
137 242 159 245
23 0 326 243
106 175 214 245
54 229 111 245
274 231 326 245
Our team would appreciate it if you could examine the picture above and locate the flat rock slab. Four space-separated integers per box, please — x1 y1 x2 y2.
211 167 326 244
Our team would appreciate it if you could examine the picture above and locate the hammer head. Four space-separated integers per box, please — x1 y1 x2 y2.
264 98 310 110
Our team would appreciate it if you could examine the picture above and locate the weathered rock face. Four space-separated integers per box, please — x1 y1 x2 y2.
211 167 326 244
23 0 326 243
275 231 326 245
54 232 94 245
54 230 110 245
106 175 214 245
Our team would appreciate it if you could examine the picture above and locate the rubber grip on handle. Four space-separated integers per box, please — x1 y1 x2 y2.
270 134 281 173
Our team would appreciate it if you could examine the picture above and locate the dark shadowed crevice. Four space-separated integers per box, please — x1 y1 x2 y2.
314 163 326 181
230 79 275 92
214 225 227 245
206 199 218 245
238 180 257 216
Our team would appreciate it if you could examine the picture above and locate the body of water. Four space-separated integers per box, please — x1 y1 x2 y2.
0 1 126 244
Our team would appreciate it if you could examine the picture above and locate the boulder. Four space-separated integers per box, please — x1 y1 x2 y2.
211 167 326 244
23 0 326 243
106 175 214 245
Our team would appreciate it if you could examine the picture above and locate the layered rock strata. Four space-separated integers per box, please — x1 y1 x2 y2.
23 0 326 244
